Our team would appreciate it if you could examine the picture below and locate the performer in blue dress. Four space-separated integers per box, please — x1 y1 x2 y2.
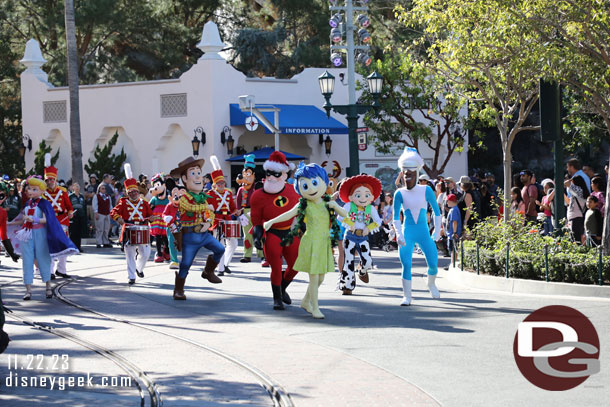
393 148 442 306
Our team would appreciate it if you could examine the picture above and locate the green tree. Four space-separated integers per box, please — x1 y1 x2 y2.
361 51 467 178
84 131 127 180
31 140 60 176
398 0 548 220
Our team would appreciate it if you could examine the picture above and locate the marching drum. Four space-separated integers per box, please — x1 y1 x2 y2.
127 225 150 245
222 220 241 239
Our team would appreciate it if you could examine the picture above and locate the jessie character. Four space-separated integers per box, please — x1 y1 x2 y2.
149 173 170 263
169 156 224 301
43 153 74 278
337 174 383 294
13 176 78 300
264 163 348 319
236 154 257 262
393 147 442 305
162 178 186 270
110 164 153 285
251 151 300 310
207 156 237 276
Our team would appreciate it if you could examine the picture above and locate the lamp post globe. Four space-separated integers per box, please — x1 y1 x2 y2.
366 71 383 97
318 70 335 98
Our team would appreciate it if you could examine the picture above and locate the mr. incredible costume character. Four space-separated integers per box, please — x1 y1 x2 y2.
169 156 224 301
148 173 170 263
207 156 237 276
337 174 383 295
110 164 153 285
236 154 257 262
43 153 74 278
393 147 442 306
0 180 20 264
251 151 300 310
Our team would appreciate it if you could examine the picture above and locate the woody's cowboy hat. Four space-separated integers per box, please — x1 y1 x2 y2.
170 156 205 178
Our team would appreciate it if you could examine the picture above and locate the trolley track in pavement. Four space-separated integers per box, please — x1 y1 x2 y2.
1 260 294 406
4 307 162 407
51 274 294 407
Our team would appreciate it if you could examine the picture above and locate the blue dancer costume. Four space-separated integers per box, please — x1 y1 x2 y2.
393 148 442 305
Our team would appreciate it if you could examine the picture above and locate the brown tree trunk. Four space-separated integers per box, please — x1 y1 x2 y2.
602 150 610 255
65 0 83 186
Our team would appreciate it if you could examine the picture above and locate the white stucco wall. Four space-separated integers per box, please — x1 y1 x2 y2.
20 23 467 189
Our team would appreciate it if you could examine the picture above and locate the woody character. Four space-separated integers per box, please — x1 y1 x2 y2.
110 164 153 285
43 153 74 278
207 156 237 276
169 157 224 301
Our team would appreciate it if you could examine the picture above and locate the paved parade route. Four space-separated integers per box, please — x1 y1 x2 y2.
0 246 608 406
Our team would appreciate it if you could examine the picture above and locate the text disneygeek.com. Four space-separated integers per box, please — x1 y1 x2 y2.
2 372 133 390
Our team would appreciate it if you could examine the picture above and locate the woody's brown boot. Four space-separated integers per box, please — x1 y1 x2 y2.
173 272 186 300
201 255 222 284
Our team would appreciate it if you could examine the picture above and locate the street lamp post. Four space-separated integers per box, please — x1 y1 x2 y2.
322 0 379 176
319 70 383 176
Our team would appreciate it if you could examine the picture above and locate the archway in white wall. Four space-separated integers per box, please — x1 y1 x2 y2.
89 127 140 178
45 129 70 181
153 124 191 175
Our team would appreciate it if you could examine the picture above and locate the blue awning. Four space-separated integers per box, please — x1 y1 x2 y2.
229 104 348 135
226 147 306 162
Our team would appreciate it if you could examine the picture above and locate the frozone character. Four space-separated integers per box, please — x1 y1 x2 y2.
43 153 74 278
149 173 170 263
264 163 347 319
206 156 237 276
251 151 300 310
110 164 153 285
169 157 224 301
393 147 442 305
337 174 382 294
13 176 78 300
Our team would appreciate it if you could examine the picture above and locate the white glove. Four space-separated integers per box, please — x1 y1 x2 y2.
393 219 406 247
433 215 442 241
239 214 249 226
163 215 173 224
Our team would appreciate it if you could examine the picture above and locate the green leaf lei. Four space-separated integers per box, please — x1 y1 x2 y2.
281 194 341 248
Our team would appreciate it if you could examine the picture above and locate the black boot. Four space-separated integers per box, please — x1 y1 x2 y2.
2 240 19 263
280 279 292 305
271 285 284 310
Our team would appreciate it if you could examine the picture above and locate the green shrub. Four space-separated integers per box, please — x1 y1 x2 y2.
458 218 609 285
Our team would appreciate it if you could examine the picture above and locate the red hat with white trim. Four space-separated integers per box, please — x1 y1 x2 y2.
263 151 295 173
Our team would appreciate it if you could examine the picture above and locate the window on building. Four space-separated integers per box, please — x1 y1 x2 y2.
160 93 187 117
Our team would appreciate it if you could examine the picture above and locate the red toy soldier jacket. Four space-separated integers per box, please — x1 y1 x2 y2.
207 189 236 228
43 187 73 227
110 197 152 224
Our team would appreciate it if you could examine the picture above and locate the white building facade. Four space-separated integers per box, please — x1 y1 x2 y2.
20 21 467 190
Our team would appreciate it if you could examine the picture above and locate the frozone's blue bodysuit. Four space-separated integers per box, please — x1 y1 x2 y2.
393 185 441 280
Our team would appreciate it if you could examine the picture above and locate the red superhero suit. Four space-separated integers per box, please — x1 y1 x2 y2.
251 183 301 295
